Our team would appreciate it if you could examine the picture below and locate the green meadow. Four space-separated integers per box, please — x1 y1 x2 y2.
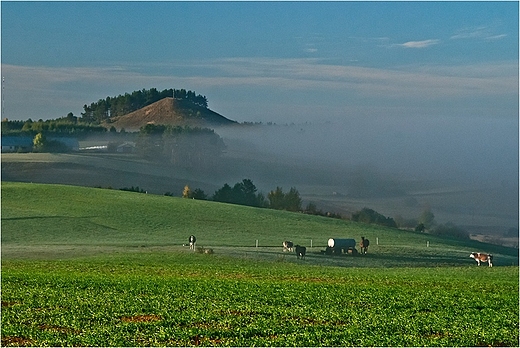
2 182 519 346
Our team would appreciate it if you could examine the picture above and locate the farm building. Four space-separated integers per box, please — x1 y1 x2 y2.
116 142 136 153
1 136 33 152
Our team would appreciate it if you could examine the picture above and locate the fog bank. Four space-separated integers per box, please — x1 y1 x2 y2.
218 115 518 187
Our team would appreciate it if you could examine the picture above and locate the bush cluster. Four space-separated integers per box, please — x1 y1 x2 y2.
430 223 470 240
119 186 147 194
351 207 397 228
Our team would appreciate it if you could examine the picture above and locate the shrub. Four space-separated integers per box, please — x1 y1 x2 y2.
120 186 146 194
351 207 397 228
430 222 470 240
415 223 426 233
191 188 208 200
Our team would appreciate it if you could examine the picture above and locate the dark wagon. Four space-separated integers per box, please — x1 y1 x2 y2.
324 238 358 255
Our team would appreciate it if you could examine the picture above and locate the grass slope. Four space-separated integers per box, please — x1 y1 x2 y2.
2 182 517 266
107 97 236 131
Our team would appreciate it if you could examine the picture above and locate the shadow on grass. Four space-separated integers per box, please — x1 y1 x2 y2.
2 215 96 221
2 215 119 231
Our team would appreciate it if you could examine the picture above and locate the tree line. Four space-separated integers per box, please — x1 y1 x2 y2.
182 179 343 218
2 117 226 168
1 114 106 136
181 179 470 240
81 88 208 124
182 179 305 213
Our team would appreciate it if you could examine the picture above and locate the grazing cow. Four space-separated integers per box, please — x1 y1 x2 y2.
470 252 493 267
359 237 370 255
283 241 294 252
188 235 197 250
295 245 306 260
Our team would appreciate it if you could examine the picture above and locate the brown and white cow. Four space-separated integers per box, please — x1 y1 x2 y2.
469 252 493 267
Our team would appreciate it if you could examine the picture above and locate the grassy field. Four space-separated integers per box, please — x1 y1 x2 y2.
2 182 519 346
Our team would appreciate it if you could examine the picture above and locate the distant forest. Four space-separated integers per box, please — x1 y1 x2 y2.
81 88 208 124
1 116 107 136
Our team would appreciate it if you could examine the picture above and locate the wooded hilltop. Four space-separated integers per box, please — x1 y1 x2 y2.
1 88 230 134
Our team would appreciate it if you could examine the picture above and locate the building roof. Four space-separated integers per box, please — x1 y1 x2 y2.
1 136 33 147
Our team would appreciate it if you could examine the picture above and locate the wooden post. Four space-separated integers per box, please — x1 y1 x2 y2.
256 239 258 248
310 239 313 249
427 241 430 247
376 237 379 245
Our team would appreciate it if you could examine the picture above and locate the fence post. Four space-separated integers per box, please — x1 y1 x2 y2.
256 239 258 248
427 241 430 247
376 237 379 245
311 239 313 249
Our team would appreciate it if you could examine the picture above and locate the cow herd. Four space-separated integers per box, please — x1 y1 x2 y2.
188 235 495 266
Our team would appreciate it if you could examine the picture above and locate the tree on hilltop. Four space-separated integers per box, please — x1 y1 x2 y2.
212 179 266 207
267 186 302 212
212 183 234 203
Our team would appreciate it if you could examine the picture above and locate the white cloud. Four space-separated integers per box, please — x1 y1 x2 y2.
395 39 441 48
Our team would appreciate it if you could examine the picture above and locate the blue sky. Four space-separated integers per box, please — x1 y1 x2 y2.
1 1 517 124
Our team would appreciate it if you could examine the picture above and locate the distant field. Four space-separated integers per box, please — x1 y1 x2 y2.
2 182 519 346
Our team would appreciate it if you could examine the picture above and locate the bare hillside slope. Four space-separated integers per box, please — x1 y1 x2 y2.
106 97 236 131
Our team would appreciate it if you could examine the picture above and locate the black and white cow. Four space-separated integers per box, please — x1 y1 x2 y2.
295 245 306 260
188 235 197 250
283 241 294 252
469 252 493 267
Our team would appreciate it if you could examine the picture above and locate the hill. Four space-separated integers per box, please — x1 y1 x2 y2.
2 181 517 266
104 97 236 131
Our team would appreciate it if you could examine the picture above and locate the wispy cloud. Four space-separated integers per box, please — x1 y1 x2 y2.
395 39 441 49
451 25 507 41
304 47 318 53
3 58 517 98
2 58 517 120
484 34 507 41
